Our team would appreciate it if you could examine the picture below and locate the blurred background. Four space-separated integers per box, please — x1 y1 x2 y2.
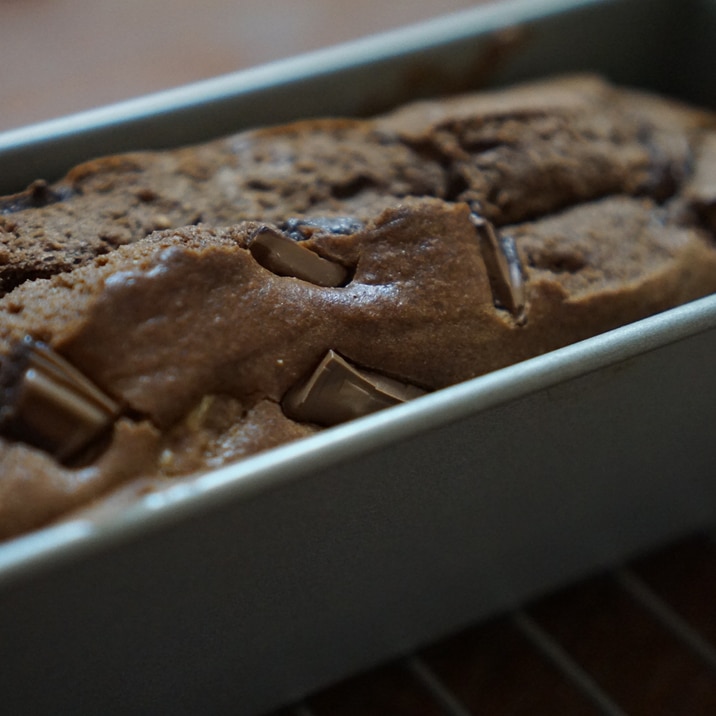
0 0 494 132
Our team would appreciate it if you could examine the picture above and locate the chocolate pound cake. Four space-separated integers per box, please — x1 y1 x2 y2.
1 75 716 540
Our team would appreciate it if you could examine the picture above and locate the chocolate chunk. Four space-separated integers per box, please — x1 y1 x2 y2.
249 226 349 287
0 180 68 215
472 215 527 322
684 135 716 232
282 350 426 427
280 216 365 241
0 339 120 463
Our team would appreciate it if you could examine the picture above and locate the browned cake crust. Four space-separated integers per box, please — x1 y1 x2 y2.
1 74 716 539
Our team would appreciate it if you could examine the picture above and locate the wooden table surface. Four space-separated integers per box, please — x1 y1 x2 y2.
1 0 492 132
277 533 716 716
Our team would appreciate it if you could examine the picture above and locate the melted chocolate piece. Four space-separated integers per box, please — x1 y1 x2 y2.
282 350 426 427
0 338 120 463
249 226 349 287
0 180 69 215
472 215 527 322
280 216 365 241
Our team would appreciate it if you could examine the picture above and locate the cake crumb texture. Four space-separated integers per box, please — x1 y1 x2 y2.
1 74 715 539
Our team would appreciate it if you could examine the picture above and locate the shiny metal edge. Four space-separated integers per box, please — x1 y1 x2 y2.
1 292 714 587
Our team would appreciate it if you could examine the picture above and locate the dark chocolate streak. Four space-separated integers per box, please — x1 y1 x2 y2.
280 216 365 241
0 180 70 215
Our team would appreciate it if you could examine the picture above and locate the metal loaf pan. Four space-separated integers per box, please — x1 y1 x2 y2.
1 0 716 714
